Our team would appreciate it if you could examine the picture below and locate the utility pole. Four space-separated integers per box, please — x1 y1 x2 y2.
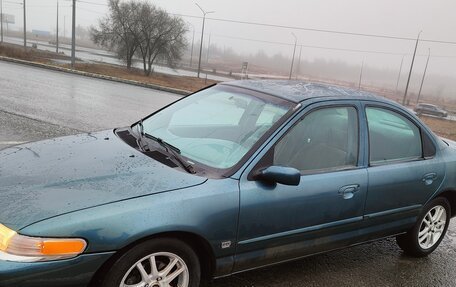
195 3 214 78
56 0 59 53
417 48 431 104
64 16 66 38
23 0 26 49
189 26 195 68
71 0 76 68
289 32 297 80
206 33 211 64
1 0 3 43
395 55 405 96
296 45 302 80
358 59 364 90
402 31 422 106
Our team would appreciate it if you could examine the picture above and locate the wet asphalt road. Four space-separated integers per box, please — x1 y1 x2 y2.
1 61 456 286
0 61 181 133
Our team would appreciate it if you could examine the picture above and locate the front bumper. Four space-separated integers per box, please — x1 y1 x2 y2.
0 252 114 287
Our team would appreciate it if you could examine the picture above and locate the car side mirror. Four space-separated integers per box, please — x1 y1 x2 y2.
257 166 301 186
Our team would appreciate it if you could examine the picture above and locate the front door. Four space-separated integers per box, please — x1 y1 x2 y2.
235 103 368 271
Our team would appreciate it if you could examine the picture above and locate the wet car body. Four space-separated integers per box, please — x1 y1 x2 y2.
1 80 456 287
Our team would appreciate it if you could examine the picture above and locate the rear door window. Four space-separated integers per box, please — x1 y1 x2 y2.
366 107 422 164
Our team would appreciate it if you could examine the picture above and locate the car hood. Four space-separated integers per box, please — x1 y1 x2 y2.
0 130 207 230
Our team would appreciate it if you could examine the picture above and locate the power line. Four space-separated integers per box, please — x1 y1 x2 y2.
173 13 456 45
77 0 107 6
66 6 456 58
209 33 456 59
210 33 404 55
6 2 456 45
208 16 417 41
3 1 22 5
36 3 456 46
78 6 104 15
11 1 453 59
27 4 71 8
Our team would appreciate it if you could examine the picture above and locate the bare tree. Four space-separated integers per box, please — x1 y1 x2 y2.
90 0 187 75
90 0 140 69
135 3 188 76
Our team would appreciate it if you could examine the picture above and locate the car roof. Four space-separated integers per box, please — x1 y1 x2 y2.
221 80 387 104
418 103 437 107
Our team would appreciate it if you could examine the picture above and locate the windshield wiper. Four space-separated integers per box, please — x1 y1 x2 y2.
135 120 150 152
144 133 196 174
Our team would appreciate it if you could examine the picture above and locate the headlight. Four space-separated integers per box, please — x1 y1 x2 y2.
0 223 87 262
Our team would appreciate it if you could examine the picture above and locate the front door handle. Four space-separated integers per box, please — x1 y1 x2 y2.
422 173 437 186
339 184 360 200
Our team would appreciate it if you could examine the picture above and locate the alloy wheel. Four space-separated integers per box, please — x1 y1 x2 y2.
418 205 447 250
120 252 189 287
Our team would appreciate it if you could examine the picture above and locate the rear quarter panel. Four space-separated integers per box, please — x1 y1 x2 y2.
438 140 456 197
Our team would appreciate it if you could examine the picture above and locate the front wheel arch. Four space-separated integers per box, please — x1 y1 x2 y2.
89 231 216 287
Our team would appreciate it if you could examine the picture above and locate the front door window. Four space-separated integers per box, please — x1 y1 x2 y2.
273 107 359 173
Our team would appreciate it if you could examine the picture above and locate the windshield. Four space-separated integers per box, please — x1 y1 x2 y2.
140 85 292 170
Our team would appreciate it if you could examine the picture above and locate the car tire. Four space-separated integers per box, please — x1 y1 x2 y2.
100 238 201 287
396 197 451 257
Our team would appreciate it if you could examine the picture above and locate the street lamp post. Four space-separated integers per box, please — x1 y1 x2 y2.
1 0 3 43
416 48 431 104
56 0 59 53
188 23 195 68
206 33 211 64
296 45 302 80
71 0 76 68
195 3 214 78
402 30 422 106
23 0 26 48
289 32 297 80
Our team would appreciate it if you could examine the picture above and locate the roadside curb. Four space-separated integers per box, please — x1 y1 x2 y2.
0 56 190 96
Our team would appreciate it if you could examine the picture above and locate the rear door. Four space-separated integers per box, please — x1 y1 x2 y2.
362 102 445 236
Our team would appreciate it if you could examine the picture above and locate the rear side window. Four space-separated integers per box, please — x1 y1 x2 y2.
366 107 422 164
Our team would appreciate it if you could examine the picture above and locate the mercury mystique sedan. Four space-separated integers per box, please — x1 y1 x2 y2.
1 80 456 287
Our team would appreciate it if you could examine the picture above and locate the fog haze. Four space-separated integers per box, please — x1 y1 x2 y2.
3 0 456 98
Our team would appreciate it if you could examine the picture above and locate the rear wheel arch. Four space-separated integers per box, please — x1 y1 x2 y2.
435 190 456 217
397 196 450 257
89 231 216 287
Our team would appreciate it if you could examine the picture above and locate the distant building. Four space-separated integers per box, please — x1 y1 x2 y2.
32 30 51 37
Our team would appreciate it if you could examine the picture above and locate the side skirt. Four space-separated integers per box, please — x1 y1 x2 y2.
213 232 406 279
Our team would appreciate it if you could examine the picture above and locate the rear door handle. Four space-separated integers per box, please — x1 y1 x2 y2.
339 184 360 200
422 173 437 186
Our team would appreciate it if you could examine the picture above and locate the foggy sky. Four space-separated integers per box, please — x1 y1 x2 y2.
3 0 456 96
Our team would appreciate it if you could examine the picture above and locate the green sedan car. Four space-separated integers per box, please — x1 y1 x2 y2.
1 80 456 287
